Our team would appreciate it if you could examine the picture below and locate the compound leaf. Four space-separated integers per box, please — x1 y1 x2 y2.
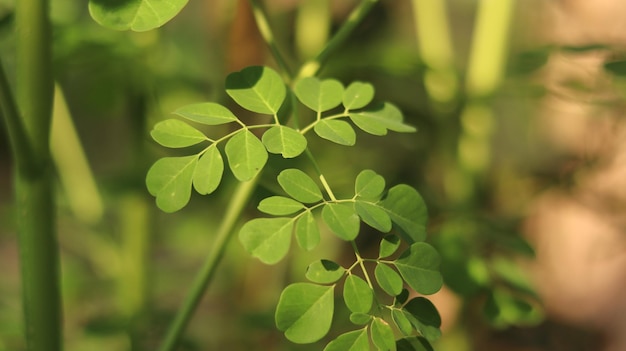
403 298 442 342
322 203 360 241
394 243 442 295
150 119 207 148
350 102 415 136
371 317 396 351
226 66 286 115
355 200 392 232
262 125 307 158
174 102 239 125
295 211 321 251
277 169 323 203
146 156 197 213
314 119 356 146
355 169 385 200
192 146 223 195
324 328 370 351
343 275 373 314
294 77 344 112
258 196 304 215
225 129 268 181
275 283 334 344
380 185 428 243
379 235 401 258
88 0 188 32
343 81 375 110
375 263 404 296
306 259 345 284
239 218 293 265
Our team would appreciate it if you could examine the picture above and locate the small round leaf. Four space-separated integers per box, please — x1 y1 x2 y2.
174 102 239 125
295 211 321 251
277 169 323 203
294 77 344 112
322 203 360 241
151 119 207 148
314 119 356 146
355 169 385 200
394 243 442 295
375 263 404 296
343 81 375 110
258 196 305 215
306 259 346 284
323 328 369 351
226 66 286 115
146 156 197 213
343 275 373 314
192 146 224 195
371 317 396 351
262 125 307 158
225 129 268 181
239 218 293 265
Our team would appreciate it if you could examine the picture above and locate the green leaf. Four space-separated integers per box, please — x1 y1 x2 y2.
343 275 373 314
306 259 345 284
192 146 223 195
324 329 370 351
379 235 401 258
225 66 286 114
262 125 307 158
355 201 392 232
258 196 304 215
238 218 293 265
349 102 415 136
150 119 207 148
295 211 321 251
314 120 356 146
225 129 268 181
322 203 360 241
375 263 403 296
392 309 414 336
355 169 385 200
174 102 239 125
146 156 197 213
343 81 375 110
403 298 441 342
371 317 396 351
294 77 344 112
395 289 410 306
394 243 442 295
88 0 188 32
349 313 372 325
396 337 434 351
275 283 334 344
604 59 626 76
277 169 323 203
326 329 370 351
380 185 428 243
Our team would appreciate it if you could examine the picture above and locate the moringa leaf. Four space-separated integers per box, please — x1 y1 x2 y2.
275 283 334 344
89 0 188 32
239 217 293 265
306 259 345 284
350 102 415 136
394 243 442 295
403 297 442 342
343 81 375 110
324 328 370 351
380 185 428 243
379 235 401 258
226 66 286 115
294 77 344 112
371 317 396 351
150 119 207 148
354 169 385 200
258 196 305 215
314 119 356 146
392 309 414 336
375 263 404 296
225 129 268 181
174 102 239 125
355 200 392 232
192 146 223 195
343 275 373 314
277 169 323 203
146 156 197 213
295 211 321 251
322 203 360 241
349 313 372 326
262 125 307 158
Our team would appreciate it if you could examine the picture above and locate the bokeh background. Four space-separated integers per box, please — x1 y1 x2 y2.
1 0 626 350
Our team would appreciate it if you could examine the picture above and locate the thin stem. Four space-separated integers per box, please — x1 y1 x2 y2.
158 177 260 351
351 241 374 289
319 174 336 202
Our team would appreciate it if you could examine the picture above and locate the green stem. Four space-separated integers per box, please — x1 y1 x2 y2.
351 242 374 289
158 177 260 351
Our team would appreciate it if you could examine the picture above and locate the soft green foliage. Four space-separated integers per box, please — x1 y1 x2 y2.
226 66 286 115
275 283 334 344
343 275 373 314
395 243 443 295
294 77 344 112
323 329 369 351
88 0 189 32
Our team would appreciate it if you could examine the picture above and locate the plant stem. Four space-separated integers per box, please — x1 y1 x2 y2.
158 177 260 351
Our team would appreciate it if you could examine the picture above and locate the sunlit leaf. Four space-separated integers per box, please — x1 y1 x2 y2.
226 66 286 114
275 283 334 344
193 146 223 195
343 81 375 110
306 259 345 284
146 156 196 213
277 169 323 203
379 235 401 258
294 77 344 112
355 169 385 200
343 275 373 314
403 298 441 342
394 243 442 295
375 263 403 296
355 200 392 232
322 203 360 241
380 185 428 243
349 102 415 135
225 129 268 181
88 0 188 32
371 317 396 351
239 218 293 264
349 313 372 326
174 102 239 125
295 211 321 251
392 309 413 336
262 125 307 158
324 329 370 351
150 119 207 148
258 196 304 215
314 120 356 146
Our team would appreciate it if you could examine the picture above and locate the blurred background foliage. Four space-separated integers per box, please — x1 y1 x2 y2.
2 0 626 350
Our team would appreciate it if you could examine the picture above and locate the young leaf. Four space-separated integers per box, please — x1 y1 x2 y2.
355 169 385 200
403 298 442 342
371 317 396 351
314 120 356 146
343 275 373 314
380 185 428 243
295 211 321 251
146 156 197 213
375 263 403 296
379 235 401 258
324 328 370 351
349 102 416 136
262 125 307 158
350 313 372 325
174 102 239 125
88 0 188 32
322 203 360 241
238 218 293 265
394 243 442 295
258 196 304 215
225 129 268 181
392 309 414 336
150 119 207 148
294 77 344 112
225 66 286 115
306 259 345 284
343 82 375 110
275 283 334 344
193 146 224 195
355 200 392 232
277 169 323 203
